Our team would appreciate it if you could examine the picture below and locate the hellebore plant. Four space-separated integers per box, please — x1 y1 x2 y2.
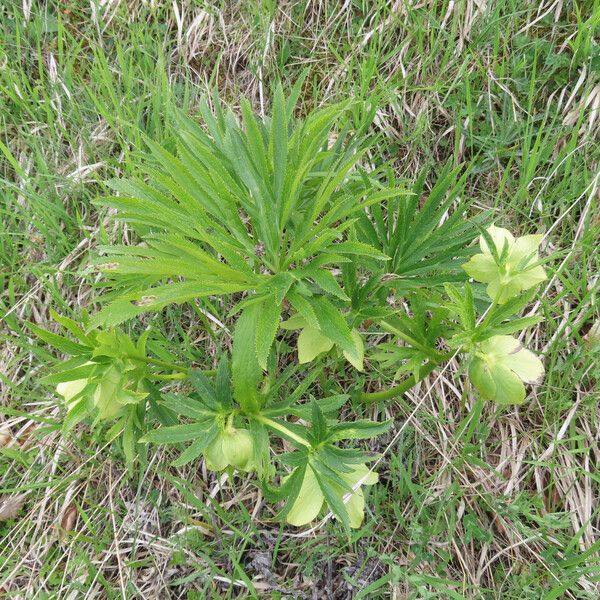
31 87 550 531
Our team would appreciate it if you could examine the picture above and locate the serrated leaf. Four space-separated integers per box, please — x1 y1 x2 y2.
232 304 263 413
326 241 389 261
63 399 91 432
248 420 271 478
189 369 218 408
140 422 213 444
27 322 87 356
312 463 351 531
159 393 216 419
256 296 282 370
172 426 219 467
214 356 232 406
122 411 136 470
309 269 349 301
42 363 97 386
309 296 357 360
329 419 392 441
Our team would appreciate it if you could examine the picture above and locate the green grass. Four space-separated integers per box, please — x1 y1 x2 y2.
1 0 599 597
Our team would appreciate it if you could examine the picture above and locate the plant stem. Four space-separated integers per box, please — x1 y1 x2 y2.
151 373 189 381
256 416 311 447
358 361 439 403
136 356 189 373
380 320 443 362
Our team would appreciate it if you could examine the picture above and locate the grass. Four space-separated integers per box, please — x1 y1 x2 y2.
1 0 599 597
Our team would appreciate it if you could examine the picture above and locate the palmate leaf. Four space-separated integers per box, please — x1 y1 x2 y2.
356 163 484 293
91 87 398 348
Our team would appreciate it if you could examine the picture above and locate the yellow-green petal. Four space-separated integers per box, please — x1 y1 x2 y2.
93 366 123 419
480 335 520 356
469 357 497 399
480 225 514 256
500 347 544 384
56 379 87 405
286 467 324 526
337 465 378 528
508 234 543 268
345 487 366 528
342 463 379 487
486 277 523 304
462 253 498 283
510 265 547 294
490 364 526 405
297 327 334 364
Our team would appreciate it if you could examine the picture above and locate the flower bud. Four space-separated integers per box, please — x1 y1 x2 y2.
203 428 255 472
222 428 254 471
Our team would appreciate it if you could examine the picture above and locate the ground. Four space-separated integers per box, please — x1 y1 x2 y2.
0 1 599 598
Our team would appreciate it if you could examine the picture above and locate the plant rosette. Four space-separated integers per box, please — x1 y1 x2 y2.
284 463 378 528
463 225 547 304
468 335 544 404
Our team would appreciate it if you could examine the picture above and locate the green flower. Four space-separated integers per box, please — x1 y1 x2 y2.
469 335 544 404
285 463 378 528
56 378 88 408
463 225 547 303
204 428 255 472
56 363 147 420
281 315 364 371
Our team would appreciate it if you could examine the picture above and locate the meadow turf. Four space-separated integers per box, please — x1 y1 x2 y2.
1 1 599 598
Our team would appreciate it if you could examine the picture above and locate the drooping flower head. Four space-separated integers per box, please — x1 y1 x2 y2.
204 427 255 472
56 362 147 421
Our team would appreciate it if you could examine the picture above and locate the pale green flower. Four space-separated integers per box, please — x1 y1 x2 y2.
204 428 255 472
469 335 544 404
56 363 145 420
463 225 547 303
285 463 378 528
92 365 124 419
282 315 364 371
56 378 87 408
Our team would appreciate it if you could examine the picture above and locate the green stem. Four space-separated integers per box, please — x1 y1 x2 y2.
358 361 439 404
256 416 311 448
380 320 443 362
151 373 189 381
137 356 189 373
